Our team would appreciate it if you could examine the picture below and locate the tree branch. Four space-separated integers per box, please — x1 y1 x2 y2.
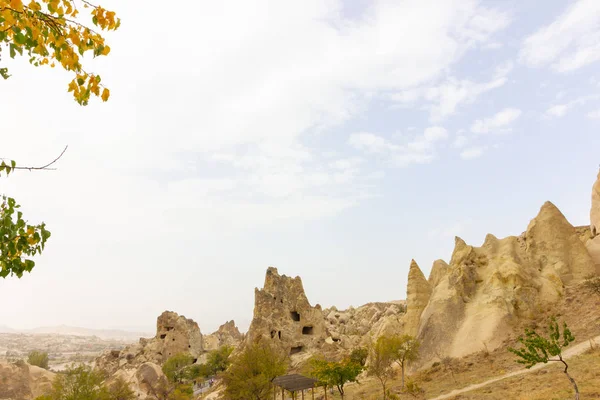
13 145 68 171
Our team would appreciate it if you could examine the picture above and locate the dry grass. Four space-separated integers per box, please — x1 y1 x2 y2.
303 282 600 400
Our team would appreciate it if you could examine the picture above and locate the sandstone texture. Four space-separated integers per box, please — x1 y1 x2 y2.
244 267 329 363
203 320 244 351
592 171 600 237
428 259 449 289
95 311 203 398
414 201 598 363
0 361 54 400
404 260 432 337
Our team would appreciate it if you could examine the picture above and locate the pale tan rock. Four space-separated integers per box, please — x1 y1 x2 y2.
244 267 329 363
0 361 55 400
404 260 432 337
525 201 596 283
586 236 600 272
592 171 600 237
428 259 450 288
203 320 244 351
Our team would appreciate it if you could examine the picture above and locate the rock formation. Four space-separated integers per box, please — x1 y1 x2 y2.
592 171 600 237
404 260 432 337
428 259 449 288
95 311 203 398
415 201 597 362
323 302 405 349
203 320 244 351
0 361 54 400
244 267 329 363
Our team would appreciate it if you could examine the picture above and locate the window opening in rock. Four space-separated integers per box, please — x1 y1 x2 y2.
302 326 314 335
332 337 341 342
278 331 282 340
172 338 175 341
193 359 197 364
160 334 166 339
290 311 300 321
166 327 174 331
188 345 191 348
270 330 276 339
290 346 303 355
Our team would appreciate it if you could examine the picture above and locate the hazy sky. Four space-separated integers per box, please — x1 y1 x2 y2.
1 0 599 334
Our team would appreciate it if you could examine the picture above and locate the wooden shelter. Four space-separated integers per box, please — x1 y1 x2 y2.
272 374 321 400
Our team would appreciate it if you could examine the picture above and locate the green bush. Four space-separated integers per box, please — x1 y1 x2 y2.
28 351 49 369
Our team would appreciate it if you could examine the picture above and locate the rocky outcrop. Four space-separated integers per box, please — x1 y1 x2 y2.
404 260 432 337
428 259 449 288
95 311 203 398
416 201 597 362
324 302 405 349
203 320 244 351
244 267 329 363
525 202 597 283
0 361 54 400
592 171 600 237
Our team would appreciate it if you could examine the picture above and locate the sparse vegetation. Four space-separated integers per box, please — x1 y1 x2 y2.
583 275 600 295
309 356 363 399
367 336 397 400
390 335 420 388
222 342 287 400
27 351 49 369
509 318 578 399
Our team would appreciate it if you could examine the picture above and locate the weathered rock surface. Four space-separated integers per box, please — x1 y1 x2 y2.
244 267 329 363
592 171 600 237
428 259 449 288
0 361 54 400
404 260 432 337
203 320 244 351
416 201 597 362
324 302 405 349
96 311 203 398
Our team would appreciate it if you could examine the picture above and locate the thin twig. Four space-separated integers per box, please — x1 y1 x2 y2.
13 145 68 171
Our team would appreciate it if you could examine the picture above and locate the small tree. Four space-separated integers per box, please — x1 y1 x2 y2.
367 336 397 400
309 357 363 399
206 345 234 375
349 347 368 367
47 364 109 400
162 353 195 385
509 318 578 400
390 335 420 388
222 342 287 400
28 350 49 369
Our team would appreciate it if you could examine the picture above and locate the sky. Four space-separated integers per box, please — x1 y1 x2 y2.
1 0 600 335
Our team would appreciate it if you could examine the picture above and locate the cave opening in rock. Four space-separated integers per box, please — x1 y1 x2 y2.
160 334 166 339
290 311 300 321
166 327 174 331
270 330 276 339
302 326 313 335
290 346 303 355
278 331 282 339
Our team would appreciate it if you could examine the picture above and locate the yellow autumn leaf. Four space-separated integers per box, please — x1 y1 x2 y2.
101 88 110 102
9 0 24 11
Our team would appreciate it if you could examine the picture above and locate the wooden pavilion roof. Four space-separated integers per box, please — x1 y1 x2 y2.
272 374 318 392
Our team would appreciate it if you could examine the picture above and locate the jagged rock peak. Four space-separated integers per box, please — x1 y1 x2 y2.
525 201 596 283
245 267 328 364
592 171 600 237
428 259 449 288
404 260 432 336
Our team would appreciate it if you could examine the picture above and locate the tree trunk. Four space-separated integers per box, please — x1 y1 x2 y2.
560 358 579 400
381 381 386 400
401 363 405 388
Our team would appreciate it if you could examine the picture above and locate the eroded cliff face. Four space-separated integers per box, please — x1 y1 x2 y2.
414 201 597 362
0 361 54 400
404 260 432 337
95 311 203 399
203 320 244 351
244 267 329 363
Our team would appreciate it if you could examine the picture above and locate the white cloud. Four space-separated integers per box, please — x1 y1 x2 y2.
349 126 449 167
588 108 600 119
460 146 488 160
471 108 522 134
391 60 513 121
453 134 469 148
520 0 600 72
545 95 600 118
